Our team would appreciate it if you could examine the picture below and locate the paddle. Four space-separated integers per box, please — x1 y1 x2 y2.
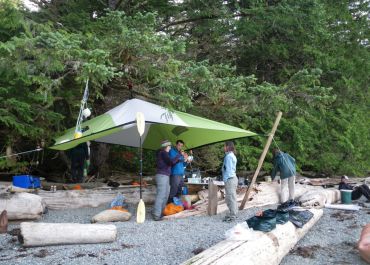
136 112 145 223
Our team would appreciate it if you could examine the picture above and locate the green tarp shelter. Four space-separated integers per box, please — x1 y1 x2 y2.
51 98 256 150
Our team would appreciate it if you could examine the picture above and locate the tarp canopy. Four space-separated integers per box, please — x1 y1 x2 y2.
51 98 256 150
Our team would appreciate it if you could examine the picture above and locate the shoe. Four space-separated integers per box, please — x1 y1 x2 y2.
222 216 236 223
153 216 163 221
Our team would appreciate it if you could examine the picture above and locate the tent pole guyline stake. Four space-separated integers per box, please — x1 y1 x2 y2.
136 112 146 224
0 148 42 159
239 111 282 210
74 78 90 139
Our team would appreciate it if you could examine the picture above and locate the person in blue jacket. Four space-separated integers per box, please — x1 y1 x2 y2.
168 140 189 203
271 149 296 203
222 141 238 222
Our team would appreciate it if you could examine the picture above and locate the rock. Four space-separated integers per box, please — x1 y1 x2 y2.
91 209 132 223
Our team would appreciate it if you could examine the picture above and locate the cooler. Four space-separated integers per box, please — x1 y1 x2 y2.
12 175 41 189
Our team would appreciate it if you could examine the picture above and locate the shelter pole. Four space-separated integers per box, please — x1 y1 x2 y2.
239 111 282 210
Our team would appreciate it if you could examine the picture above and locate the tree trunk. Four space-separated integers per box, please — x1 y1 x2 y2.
19 222 117 247
89 142 110 179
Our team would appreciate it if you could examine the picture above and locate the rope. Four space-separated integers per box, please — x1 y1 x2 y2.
0 148 43 159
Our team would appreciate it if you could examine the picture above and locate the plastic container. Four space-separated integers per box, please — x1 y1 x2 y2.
13 175 41 189
340 189 352 204
181 195 192 209
182 186 188 195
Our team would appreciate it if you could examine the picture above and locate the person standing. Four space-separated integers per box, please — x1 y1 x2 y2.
68 143 89 183
271 149 296 203
152 140 173 221
168 140 189 203
222 141 238 222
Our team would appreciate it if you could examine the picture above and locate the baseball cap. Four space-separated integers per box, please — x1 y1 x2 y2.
341 175 349 180
160 140 171 148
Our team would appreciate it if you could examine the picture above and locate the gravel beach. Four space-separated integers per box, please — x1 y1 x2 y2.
282 198 370 265
1 199 369 265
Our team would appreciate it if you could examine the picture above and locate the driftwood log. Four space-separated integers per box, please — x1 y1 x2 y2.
0 193 45 220
298 189 341 208
165 183 339 220
38 186 156 210
19 222 117 247
182 209 323 265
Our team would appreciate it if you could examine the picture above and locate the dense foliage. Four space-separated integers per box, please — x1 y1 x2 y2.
0 0 368 177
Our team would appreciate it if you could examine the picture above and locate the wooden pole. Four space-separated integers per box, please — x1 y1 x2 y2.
207 181 218 216
239 111 282 210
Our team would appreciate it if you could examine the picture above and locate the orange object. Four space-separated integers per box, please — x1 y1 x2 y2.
131 180 147 187
72 184 82 190
358 223 370 263
163 203 184 216
111 206 129 212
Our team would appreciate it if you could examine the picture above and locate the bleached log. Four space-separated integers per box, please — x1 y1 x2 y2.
92 209 132 223
324 204 361 211
165 183 321 220
19 222 117 247
38 186 156 210
0 193 45 220
299 189 341 208
182 209 323 265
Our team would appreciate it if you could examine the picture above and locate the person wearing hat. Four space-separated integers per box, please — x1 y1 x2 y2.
152 140 182 221
339 175 370 201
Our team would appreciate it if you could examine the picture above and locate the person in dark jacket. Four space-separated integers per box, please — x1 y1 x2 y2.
271 149 296 203
339 175 370 201
68 143 89 183
152 140 180 221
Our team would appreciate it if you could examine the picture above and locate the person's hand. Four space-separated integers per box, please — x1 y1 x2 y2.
256 211 263 217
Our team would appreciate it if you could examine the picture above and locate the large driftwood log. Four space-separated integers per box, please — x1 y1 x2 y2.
19 222 117 247
0 193 45 220
298 189 340 208
38 186 156 210
182 209 323 265
165 183 315 219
